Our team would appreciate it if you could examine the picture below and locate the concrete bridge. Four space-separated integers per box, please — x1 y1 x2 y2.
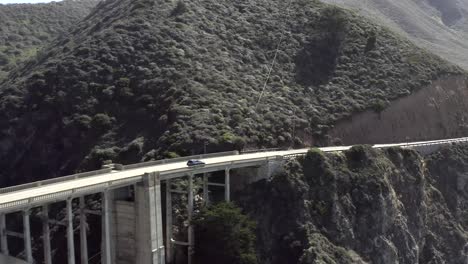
0 137 467 264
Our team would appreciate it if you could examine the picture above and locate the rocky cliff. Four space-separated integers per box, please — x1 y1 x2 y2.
238 145 468 263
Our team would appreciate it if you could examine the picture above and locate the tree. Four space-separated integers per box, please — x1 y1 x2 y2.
365 31 377 52
171 0 188 16
0 52 9 66
193 202 258 264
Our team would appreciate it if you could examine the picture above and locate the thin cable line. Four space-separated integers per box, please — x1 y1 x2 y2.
255 0 294 109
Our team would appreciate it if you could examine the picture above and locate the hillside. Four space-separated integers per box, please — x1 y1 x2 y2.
0 0 463 186
0 0 99 81
320 0 468 69
238 146 468 263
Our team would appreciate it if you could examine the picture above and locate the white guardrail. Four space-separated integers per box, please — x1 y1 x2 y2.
0 137 468 213
0 151 239 195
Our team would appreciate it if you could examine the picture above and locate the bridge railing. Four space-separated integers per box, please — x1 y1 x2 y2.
0 168 113 195
0 151 239 195
385 138 468 151
2 137 468 207
0 174 145 213
121 150 239 170
241 148 284 154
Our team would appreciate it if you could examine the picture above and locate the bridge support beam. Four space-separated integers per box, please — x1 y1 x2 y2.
67 198 75 264
80 197 88 264
136 172 165 264
165 180 173 264
102 191 112 264
187 173 194 264
42 205 52 264
0 213 8 255
23 209 33 263
225 168 230 202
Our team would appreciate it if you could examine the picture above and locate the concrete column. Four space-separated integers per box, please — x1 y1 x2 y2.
153 173 165 264
102 191 111 264
225 168 230 202
135 172 165 264
165 180 173 264
187 173 194 264
0 213 8 255
67 198 76 264
23 209 33 263
79 197 88 264
202 173 209 206
42 205 52 264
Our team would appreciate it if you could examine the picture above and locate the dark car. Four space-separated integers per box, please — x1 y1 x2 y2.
187 159 205 166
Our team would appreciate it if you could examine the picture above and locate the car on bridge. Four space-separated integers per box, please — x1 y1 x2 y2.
187 159 205 167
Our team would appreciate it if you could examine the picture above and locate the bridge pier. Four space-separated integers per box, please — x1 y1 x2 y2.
23 209 33 263
135 172 165 264
102 191 112 264
165 180 173 264
187 173 194 264
42 205 52 264
79 197 88 264
66 198 75 264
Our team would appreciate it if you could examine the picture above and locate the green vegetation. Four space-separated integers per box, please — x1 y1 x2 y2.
239 146 468 263
0 0 464 185
192 202 257 264
0 0 98 81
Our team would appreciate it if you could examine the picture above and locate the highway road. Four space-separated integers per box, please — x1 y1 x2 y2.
0 136 467 213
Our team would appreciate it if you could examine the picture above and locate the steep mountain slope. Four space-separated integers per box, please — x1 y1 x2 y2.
0 0 100 81
238 146 468 263
0 0 463 186
321 0 468 69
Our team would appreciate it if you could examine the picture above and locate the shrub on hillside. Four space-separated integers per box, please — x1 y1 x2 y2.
193 202 258 264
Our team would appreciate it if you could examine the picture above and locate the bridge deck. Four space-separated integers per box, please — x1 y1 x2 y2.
0 136 467 213
0 148 322 212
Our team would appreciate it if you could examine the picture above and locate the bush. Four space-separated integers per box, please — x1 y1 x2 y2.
171 0 188 16
193 202 258 264
0 53 9 66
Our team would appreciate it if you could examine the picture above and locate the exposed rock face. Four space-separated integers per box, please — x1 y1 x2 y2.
238 145 468 263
